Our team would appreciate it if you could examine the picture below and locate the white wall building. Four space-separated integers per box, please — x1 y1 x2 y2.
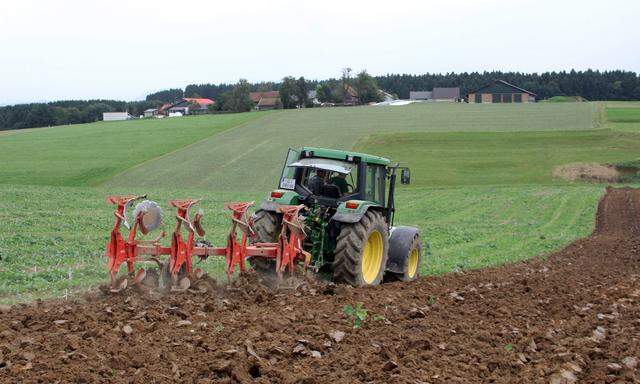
102 112 132 121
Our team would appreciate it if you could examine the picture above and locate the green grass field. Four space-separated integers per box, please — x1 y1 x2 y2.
104 102 599 191
0 101 638 303
357 129 640 187
0 113 264 186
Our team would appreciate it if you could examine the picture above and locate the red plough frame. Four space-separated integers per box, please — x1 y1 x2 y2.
105 195 309 291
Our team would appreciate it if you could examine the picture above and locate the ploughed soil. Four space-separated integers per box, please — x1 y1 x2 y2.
1 187 640 383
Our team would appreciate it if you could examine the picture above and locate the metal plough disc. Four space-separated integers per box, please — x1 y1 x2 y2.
133 200 163 233
110 276 128 293
171 277 191 292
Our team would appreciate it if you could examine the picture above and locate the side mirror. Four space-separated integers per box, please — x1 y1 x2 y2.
400 168 411 185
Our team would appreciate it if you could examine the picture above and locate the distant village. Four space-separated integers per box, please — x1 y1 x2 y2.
103 79 537 122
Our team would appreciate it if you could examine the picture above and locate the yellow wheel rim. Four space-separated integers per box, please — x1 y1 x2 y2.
361 230 383 284
407 248 419 278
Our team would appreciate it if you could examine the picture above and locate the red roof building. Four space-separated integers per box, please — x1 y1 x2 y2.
183 98 216 106
250 91 279 104
166 98 215 115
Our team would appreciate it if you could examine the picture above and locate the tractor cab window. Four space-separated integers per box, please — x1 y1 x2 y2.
279 149 300 190
365 165 385 205
288 158 358 198
299 168 358 198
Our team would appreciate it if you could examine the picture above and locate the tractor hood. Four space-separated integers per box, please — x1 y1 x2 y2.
287 158 355 174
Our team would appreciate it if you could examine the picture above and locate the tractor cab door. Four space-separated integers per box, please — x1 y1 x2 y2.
278 148 300 190
364 164 386 206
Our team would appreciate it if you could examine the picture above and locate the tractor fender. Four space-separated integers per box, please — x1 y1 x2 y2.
331 200 381 224
385 226 421 274
259 190 300 212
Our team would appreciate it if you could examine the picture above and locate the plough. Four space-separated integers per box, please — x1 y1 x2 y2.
105 195 310 292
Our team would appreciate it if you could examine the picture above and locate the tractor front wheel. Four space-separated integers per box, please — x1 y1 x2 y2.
333 211 389 287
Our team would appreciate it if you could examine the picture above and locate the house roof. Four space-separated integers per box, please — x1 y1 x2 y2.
257 97 279 107
159 103 172 111
468 80 537 96
250 91 279 103
144 108 157 112
432 87 460 99
183 98 215 105
344 85 358 97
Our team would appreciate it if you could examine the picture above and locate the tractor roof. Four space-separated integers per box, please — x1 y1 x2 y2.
288 158 355 174
301 147 390 166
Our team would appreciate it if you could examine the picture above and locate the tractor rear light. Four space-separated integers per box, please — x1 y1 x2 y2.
345 201 359 209
271 191 284 198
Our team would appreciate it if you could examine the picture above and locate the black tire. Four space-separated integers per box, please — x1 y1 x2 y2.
333 210 389 287
250 210 279 272
252 209 279 243
396 233 422 282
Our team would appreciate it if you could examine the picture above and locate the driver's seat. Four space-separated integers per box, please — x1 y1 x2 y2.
321 184 341 198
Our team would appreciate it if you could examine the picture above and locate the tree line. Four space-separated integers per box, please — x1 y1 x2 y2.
0 99 162 131
1 69 638 130
374 70 640 100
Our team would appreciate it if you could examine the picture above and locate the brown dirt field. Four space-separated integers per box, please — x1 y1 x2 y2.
1 187 640 383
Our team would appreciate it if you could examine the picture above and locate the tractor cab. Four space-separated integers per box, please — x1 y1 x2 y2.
261 147 410 227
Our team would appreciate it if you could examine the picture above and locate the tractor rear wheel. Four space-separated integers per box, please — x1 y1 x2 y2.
250 210 279 272
333 210 389 287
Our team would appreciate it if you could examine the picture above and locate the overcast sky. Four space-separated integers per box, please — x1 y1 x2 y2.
0 0 638 105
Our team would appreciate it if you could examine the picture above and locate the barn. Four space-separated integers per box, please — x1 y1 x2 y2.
166 98 215 115
467 80 536 103
432 87 460 102
102 112 132 121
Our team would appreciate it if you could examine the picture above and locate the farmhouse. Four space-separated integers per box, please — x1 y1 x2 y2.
250 91 279 103
409 87 461 102
307 90 321 105
167 98 215 115
102 112 132 121
343 85 359 105
257 97 280 111
432 87 460 102
158 103 172 116
143 108 158 118
249 91 280 110
409 91 432 101
467 80 536 103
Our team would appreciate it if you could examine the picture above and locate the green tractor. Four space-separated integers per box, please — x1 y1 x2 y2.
251 147 422 286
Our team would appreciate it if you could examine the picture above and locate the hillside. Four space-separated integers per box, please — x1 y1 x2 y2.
104 102 599 191
0 113 264 186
